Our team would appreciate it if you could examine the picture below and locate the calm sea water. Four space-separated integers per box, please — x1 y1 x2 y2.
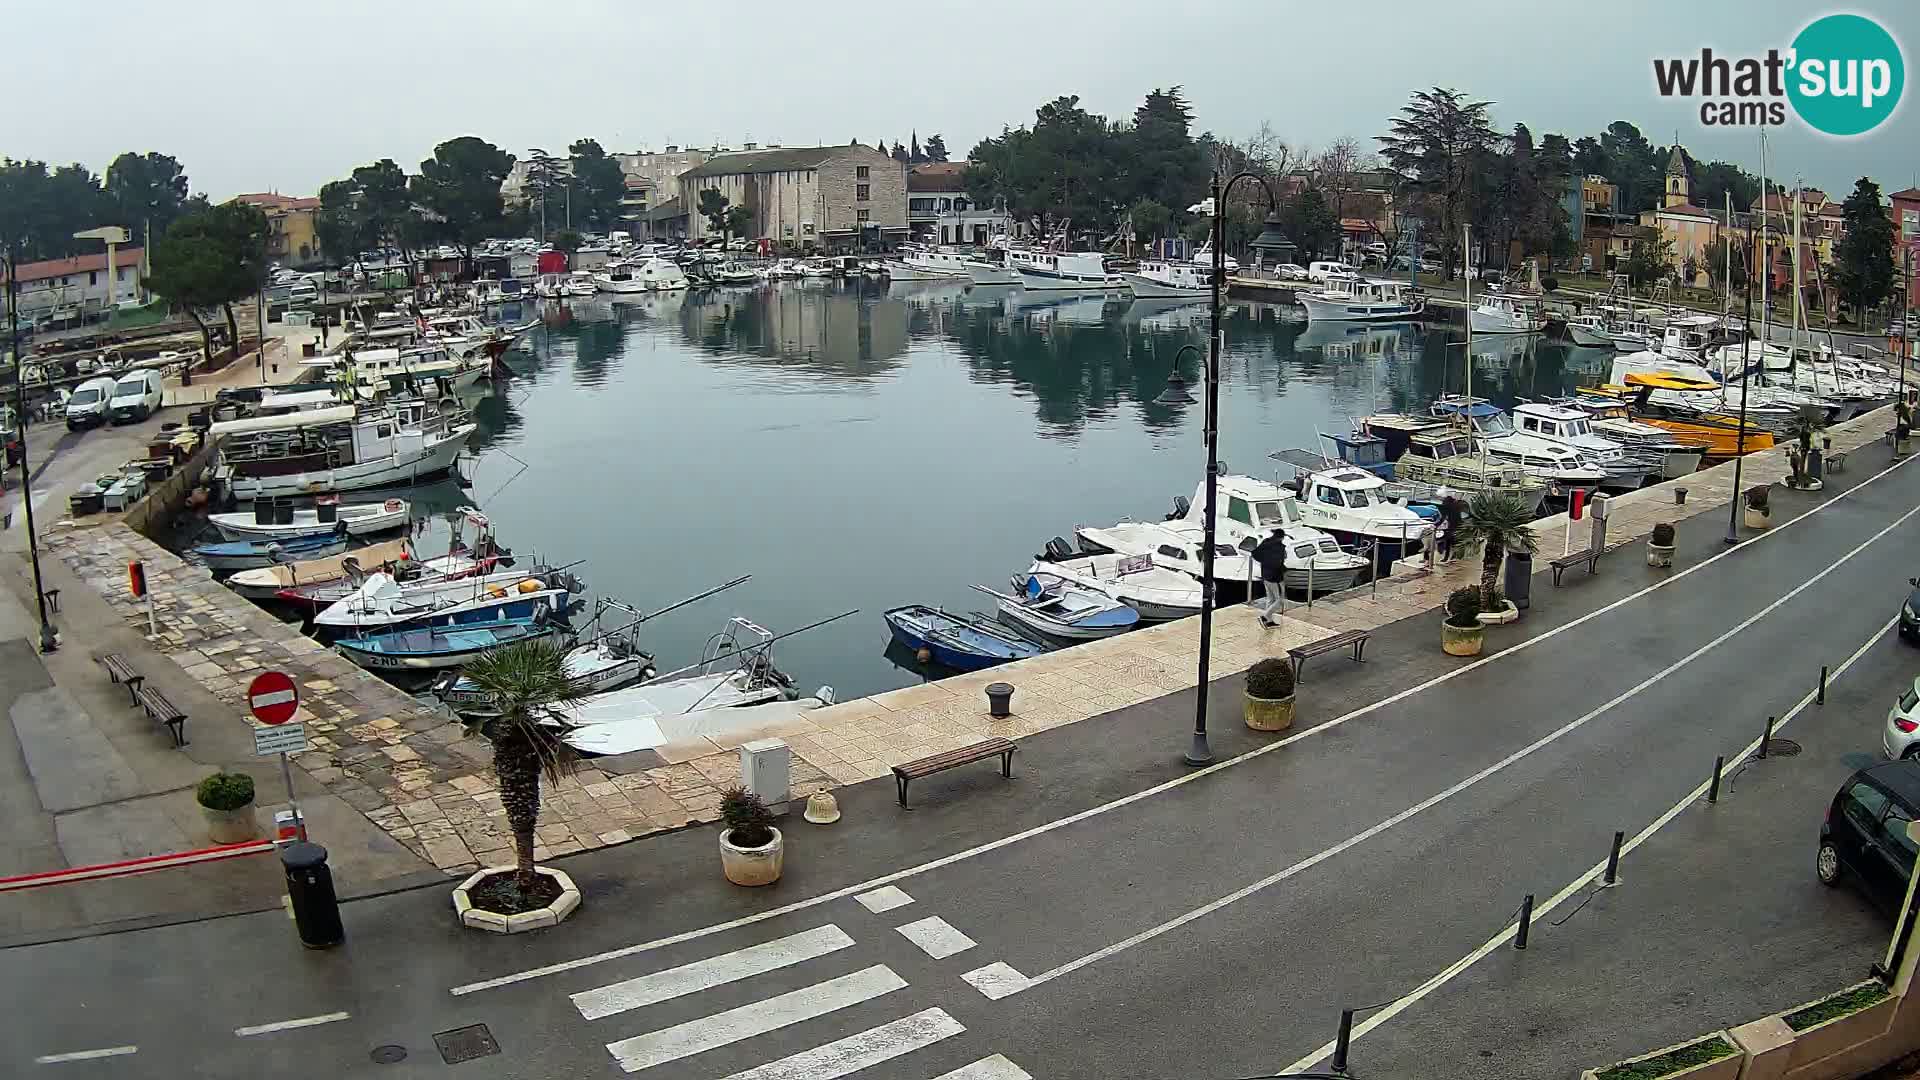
456 281 1607 701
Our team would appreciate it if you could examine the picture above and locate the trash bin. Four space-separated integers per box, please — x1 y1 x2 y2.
281 842 344 949
1504 550 1533 611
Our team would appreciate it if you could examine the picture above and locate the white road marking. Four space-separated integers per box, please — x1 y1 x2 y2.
1010 500 1920 995
854 886 915 913
716 1007 964 1080
1281 612 1899 1074
933 1054 1036 1080
895 916 976 959
605 964 906 1074
448 447 1918 997
961 962 1032 1000
234 1011 351 1037
34 1046 137 1064
573 925 855 1020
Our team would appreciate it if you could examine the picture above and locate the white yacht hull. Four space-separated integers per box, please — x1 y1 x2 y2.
1567 324 1614 347
1018 269 1115 291
965 263 1020 286
226 425 473 500
1300 293 1422 322
1122 273 1207 299
211 502 411 541
885 263 965 281
595 278 648 294
1470 309 1541 334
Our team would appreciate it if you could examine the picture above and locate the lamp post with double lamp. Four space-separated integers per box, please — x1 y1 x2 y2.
4 246 60 653
1156 170 1281 767
1725 217 1756 545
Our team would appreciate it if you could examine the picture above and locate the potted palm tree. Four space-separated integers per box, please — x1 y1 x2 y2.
451 639 590 933
1647 522 1676 567
719 786 783 886
196 771 257 844
1743 485 1771 530
1442 587 1485 656
1456 492 1537 624
1244 658 1296 732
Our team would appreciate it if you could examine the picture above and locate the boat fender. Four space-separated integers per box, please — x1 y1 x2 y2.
516 578 545 594
488 586 508 599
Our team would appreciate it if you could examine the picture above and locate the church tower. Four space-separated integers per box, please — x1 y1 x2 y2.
1664 145 1691 208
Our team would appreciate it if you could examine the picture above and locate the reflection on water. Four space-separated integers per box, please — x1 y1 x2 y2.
467 282 1608 700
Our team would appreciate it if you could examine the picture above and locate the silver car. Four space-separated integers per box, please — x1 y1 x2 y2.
1885 676 1920 760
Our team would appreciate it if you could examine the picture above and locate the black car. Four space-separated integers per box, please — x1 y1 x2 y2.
1902 577 1920 640
1817 761 1920 912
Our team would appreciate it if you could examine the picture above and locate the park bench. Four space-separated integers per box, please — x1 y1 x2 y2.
893 737 1016 808
99 653 145 705
132 684 187 748
1287 629 1373 681
1549 549 1602 586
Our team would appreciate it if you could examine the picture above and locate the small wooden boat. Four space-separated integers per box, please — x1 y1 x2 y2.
209 498 411 541
334 617 561 671
883 605 1042 671
274 550 502 610
193 532 347 572
226 538 414 599
976 578 1139 641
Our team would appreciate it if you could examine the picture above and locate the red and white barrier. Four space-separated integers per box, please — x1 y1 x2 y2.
0 840 276 892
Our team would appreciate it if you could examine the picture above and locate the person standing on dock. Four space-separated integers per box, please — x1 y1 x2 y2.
1437 495 1462 563
1252 528 1289 628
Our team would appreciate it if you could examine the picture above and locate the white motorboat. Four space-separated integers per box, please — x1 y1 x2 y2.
598 256 688 294
564 272 599 297
1552 399 1705 480
1430 397 1607 496
561 691 825 757
225 537 414 599
593 262 647 293
534 273 567 299
1512 402 1650 490
437 636 657 716
977 577 1139 641
798 259 835 278
1350 416 1550 515
1149 482 1369 593
314 567 577 631
1123 261 1210 299
1269 450 1433 561
1564 313 1616 348
210 497 412 541
304 344 489 393
211 399 475 500
1027 543 1202 621
765 259 805 279
1469 293 1543 334
1299 275 1424 322
1008 248 1116 291
884 248 973 281
964 256 1020 286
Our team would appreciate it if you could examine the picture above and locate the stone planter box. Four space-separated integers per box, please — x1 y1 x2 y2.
1745 506 1772 530
452 866 581 934
202 802 258 845
1441 620 1484 656
1580 1032 1741 1080
1779 981 1896 1073
1476 600 1519 625
720 826 784 886
1647 543 1674 568
1244 692 1294 732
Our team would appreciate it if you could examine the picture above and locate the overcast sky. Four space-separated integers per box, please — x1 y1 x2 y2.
8 0 1914 201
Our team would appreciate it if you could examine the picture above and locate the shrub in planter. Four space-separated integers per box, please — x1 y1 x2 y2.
719 786 783 886
1648 522 1676 568
195 771 258 844
1244 657 1296 732
1442 587 1486 656
1743 485 1772 530
1589 1032 1737 1080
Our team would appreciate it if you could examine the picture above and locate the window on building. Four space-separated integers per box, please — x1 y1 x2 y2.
88 271 98 285
857 209 870 223
856 165 870 180
857 184 870 202
804 223 815 236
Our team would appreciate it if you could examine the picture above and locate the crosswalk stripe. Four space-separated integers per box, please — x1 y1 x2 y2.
606 964 907 1074
854 886 914 913
717 1007 964 1080
932 1054 1035 1080
574 925 856 1020
894 916 976 960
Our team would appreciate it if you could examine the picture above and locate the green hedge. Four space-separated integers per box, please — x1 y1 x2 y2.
1784 982 1888 1031
1594 1034 1735 1080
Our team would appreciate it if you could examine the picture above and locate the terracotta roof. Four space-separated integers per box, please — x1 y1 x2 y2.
0 248 147 284
1653 202 1714 219
908 163 968 193
1891 187 1920 202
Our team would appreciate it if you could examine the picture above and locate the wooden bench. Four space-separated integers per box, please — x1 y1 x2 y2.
1287 629 1373 680
99 653 145 705
893 737 1016 808
1549 549 1602 585
133 684 188 747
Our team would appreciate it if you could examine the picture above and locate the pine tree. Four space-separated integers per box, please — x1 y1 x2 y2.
1833 177 1896 323
910 132 926 164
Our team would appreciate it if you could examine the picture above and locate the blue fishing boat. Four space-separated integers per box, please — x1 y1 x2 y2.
192 532 348 572
883 605 1042 671
334 617 561 672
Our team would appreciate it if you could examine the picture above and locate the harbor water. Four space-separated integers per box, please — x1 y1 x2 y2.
456 279 1607 701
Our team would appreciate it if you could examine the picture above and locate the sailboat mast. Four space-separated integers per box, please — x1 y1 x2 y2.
1723 191 1733 319
1759 131 1772 364
1464 222 1473 405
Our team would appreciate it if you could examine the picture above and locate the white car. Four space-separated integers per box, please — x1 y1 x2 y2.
1886 675 1920 760
1308 261 1359 284
109 369 163 423
1274 263 1310 281
65 376 118 430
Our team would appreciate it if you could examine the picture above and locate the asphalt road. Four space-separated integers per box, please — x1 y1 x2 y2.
4 443 1919 1079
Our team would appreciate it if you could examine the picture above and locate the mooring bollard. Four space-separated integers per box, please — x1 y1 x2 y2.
1759 715 1775 758
1708 755 1724 804
1514 893 1534 950
985 682 1015 719
1818 665 1828 705
1675 486 1687 506
1330 1009 1355 1075
1602 830 1624 887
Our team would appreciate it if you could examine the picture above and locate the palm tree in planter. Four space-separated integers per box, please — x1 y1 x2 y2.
456 639 591 922
1243 657 1296 732
1454 492 1538 620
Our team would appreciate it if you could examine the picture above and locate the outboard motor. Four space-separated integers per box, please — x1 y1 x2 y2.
1167 495 1192 521
1041 537 1075 563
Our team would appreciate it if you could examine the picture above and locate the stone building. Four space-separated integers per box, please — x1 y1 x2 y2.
678 145 907 250
1637 146 1718 286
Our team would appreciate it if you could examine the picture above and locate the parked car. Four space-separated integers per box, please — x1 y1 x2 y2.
65 376 119 430
1887 674 1920 760
1308 261 1359 284
1817 761 1920 912
108 369 163 424
1274 263 1310 281
1900 577 1920 642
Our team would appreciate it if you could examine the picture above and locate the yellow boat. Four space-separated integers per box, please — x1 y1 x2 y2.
1581 376 1776 460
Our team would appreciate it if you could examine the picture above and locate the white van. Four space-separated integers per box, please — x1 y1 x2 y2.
109 370 163 424
65 376 120 430
1308 261 1360 284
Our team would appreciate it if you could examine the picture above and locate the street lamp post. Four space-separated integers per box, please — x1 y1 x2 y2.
1163 170 1280 767
1725 218 1756 545
5 246 59 653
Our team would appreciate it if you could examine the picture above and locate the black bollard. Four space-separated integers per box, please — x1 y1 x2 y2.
1330 1009 1355 1075
282 842 344 949
1708 755 1724 804
1602 830 1624 887
1760 715 1775 758
1515 894 1534 950
1819 665 1828 705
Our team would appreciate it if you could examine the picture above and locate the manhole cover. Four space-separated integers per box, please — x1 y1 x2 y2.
369 1045 407 1065
1764 738 1803 757
435 1024 500 1065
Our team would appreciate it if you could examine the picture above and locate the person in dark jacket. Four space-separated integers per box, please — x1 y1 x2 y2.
1437 495 1463 562
1250 528 1290 626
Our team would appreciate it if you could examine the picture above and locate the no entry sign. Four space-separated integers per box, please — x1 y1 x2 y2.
247 672 299 726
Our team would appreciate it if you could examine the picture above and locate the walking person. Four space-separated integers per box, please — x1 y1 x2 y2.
1437 494 1463 563
1251 527 1290 627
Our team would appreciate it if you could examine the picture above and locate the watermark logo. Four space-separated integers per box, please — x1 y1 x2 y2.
1653 12 1904 136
